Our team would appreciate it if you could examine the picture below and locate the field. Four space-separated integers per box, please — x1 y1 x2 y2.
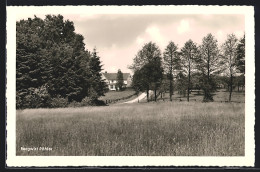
151 89 245 103
16 91 245 156
99 89 137 104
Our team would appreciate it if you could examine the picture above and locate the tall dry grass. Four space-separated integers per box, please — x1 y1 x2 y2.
16 101 244 156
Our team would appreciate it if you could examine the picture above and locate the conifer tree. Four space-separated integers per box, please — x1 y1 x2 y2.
16 15 108 108
88 48 108 101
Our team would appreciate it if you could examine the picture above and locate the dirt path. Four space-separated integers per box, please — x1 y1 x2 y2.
122 90 153 104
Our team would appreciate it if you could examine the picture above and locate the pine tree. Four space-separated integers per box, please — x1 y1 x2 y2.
88 48 108 101
16 15 107 108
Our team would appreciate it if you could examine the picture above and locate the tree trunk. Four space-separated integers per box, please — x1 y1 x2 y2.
170 51 173 102
146 89 149 102
154 89 157 102
229 74 233 102
170 77 173 101
207 51 210 81
187 68 190 102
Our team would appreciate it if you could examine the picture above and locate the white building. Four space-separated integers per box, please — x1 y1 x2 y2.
101 72 132 91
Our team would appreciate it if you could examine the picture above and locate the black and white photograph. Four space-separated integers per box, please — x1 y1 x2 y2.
6 5 255 167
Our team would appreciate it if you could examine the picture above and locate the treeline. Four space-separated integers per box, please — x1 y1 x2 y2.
16 15 108 109
130 33 245 102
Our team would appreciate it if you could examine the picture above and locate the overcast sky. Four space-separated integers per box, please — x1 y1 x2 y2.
17 14 244 74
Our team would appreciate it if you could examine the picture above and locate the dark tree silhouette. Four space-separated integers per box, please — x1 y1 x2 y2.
130 42 163 102
16 15 108 108
236 34 245 75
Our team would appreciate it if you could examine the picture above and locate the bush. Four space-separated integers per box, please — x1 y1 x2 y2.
81 97 92 106
68 97 106 107
68 101 82 108
92 99 106 106
16 85 51 109
16 87 106 109
50 96 69 108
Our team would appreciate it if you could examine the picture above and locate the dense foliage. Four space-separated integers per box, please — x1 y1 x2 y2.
16 15 108 109
131 42 164 102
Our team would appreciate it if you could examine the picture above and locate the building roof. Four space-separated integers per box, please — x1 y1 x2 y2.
102 73 130 80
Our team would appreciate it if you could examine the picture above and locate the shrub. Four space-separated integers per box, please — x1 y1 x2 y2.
50 96 69 108
16 85 51 109
80 97 92 106
68 101 82 108
91 99 106 106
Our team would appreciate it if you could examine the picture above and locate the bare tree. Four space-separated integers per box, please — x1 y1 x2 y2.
163 41 180 101
196 33 220 102
221 34 238 102
181 40 199 102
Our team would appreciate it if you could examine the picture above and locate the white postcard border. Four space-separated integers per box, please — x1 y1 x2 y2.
6 5 255 167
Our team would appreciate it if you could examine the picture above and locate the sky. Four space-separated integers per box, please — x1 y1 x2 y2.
16 13 245 74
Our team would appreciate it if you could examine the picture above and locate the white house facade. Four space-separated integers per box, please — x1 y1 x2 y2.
101 72 132 91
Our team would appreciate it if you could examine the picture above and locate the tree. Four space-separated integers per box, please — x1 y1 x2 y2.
196 33 220 102
132 67 149 100
236 34 245 75
221 34 238 101
16 15 108 108
235 34 245 92
180 40 199 102
132 61 163 102
145 60 164 102
16 16 51 108
116 69 124 91
130 42 163 102
88 48 108 101
175 71 187 98
163 41 180 101
129 42 162 71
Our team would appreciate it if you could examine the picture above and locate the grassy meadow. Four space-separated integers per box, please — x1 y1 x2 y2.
16 98 244 156
152 89 245 103
99 89 137 104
